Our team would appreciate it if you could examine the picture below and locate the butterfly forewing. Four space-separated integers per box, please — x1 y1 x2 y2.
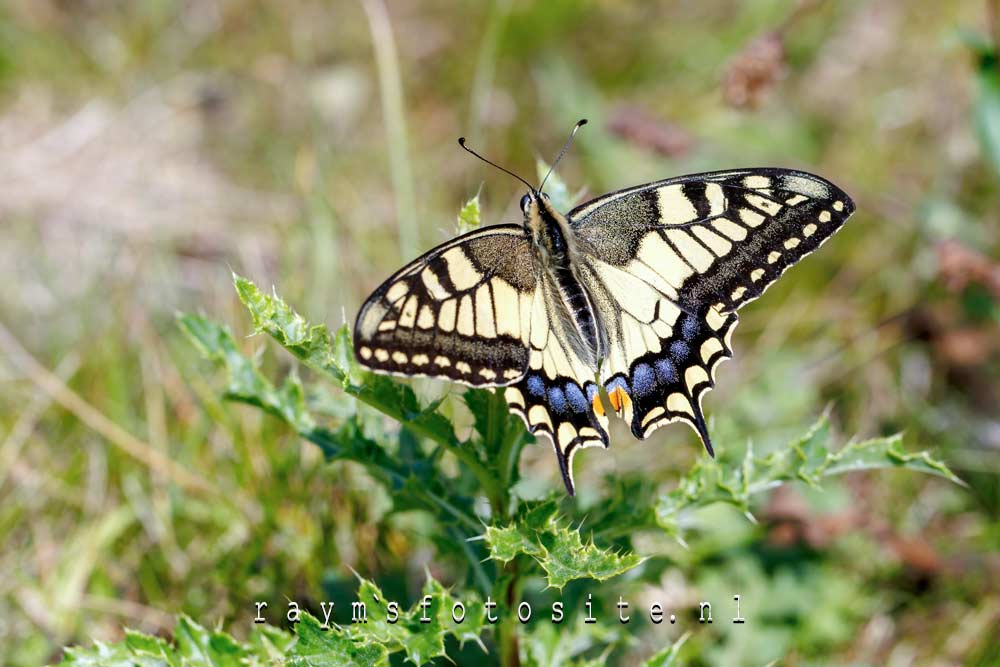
354 225 538 386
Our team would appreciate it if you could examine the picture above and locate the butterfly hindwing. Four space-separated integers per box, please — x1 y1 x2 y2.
354 225 538 386
578 256 738 451
503 278 609 495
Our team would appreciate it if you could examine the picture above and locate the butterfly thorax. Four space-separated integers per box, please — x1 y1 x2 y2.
525 193 604 365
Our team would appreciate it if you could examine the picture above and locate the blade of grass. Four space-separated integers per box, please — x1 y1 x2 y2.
361 0 418 257
467 0 512 140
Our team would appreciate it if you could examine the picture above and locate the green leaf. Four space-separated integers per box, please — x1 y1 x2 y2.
178 312 483 532
289 614 387 667
456 194 482 233
655 413 963 540
175 615 246 667
55 618 291 667
229 275 469 453
641 632 690 667
484 500 643 589
344 574 487 666
535 159 586 212
60 577 487 667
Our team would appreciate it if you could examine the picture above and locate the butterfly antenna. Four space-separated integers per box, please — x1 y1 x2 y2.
458 137 535 192
539 118 588 191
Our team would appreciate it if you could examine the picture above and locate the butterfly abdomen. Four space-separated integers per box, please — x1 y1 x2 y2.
552 264 601 361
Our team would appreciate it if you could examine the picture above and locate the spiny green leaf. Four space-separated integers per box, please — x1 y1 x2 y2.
228 275 462 450
485 501 643 589
178 312 481 532
289 614 387 667
175 615 245 667
485 522 544 562
344 575 487 666
456 194 482 233
655 413 963 540
58 642 152 667
55 618 291 667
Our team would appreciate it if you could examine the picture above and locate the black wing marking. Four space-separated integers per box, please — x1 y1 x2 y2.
354 225 538 386
572 168 854 456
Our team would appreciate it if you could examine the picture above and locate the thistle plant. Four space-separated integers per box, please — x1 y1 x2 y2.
57 191 960 667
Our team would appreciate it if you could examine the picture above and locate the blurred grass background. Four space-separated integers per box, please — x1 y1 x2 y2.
0 0 998 665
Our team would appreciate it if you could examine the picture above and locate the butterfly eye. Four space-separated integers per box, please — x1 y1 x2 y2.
520 194 532 213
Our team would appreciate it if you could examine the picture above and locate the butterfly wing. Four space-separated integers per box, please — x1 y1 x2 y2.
354 225 538 386
356 224 608 494
503 275 609 496
577 257 738 450
572 168 854 451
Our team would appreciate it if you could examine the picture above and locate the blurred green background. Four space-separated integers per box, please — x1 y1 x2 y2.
1 0 998 665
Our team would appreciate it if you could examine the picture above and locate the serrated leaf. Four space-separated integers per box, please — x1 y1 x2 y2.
522 614 624 667
58 641 151 667
289 614 387 667
178 311 483 533
655 413 963 540
54 619 292 667
175 615 243 667
485 501 642 589
344 575 487 666
456 194 482 233
228 276 462 451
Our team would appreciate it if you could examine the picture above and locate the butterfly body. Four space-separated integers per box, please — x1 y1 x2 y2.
525 193 606 365
354 168 855 495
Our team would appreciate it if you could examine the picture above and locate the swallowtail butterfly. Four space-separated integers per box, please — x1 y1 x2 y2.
354 121 855 495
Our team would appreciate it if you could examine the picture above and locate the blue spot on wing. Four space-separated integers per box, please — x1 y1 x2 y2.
605 376 629 394
548 387 568 415
632 363 656 397
526 375 545 397
670 340 690 362
564 383 588 412
681 315 699 340
655 358 678 383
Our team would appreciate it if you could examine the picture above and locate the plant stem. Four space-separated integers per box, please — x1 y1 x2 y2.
498 559 521 667
482 404 521 667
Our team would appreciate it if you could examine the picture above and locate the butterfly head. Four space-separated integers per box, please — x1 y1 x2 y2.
519 190 552 215
520 190 570 254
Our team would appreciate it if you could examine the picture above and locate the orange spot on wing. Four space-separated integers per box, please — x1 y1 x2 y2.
609 386 631 415
592 393 606 417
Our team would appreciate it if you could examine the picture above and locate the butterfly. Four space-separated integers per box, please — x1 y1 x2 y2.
354 121 855 495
